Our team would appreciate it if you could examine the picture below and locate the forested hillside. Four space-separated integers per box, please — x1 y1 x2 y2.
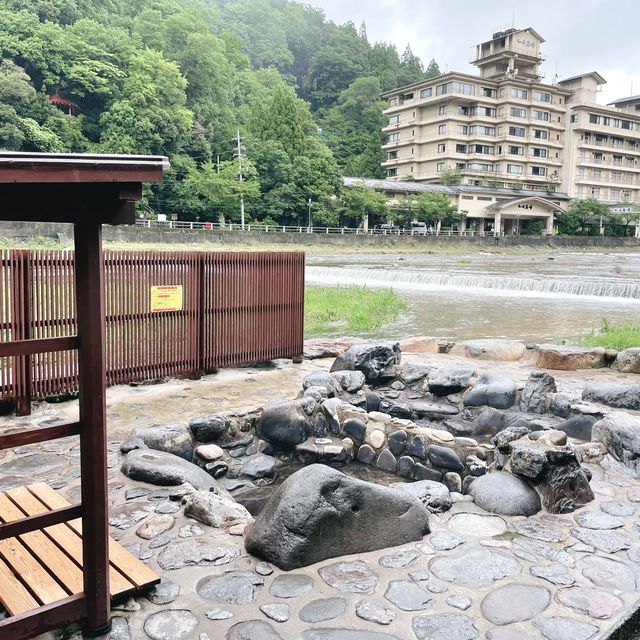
0 0 440 225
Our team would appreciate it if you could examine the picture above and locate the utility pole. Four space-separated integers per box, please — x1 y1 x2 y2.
216 154 220 174
236 129 245 230
307 198 312 231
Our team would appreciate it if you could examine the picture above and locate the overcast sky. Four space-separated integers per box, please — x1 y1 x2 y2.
306 0 640 105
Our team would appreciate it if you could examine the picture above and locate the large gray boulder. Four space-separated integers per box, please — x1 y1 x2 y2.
427 366 475 396
131 423 193 460
582 383 640 410
592 412 640 476
245 464 430 570
189 416 227 442
519 371 556 414
469 471 541 516
330 342 401 383
121 449 220 491
463 372 518 410
257 400 310 449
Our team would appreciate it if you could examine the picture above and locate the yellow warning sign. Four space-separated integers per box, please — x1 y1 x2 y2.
150 285 183 312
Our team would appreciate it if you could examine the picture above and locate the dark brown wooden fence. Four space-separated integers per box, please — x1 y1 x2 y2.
0 250 304 414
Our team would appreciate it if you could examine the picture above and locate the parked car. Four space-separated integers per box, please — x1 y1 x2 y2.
409 221 427 235
373 223 400 233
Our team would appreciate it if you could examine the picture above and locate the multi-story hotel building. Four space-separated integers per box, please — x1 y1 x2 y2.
381 27 640 209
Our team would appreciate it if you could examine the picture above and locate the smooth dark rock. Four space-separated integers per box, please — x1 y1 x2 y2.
257 400 310 449
557 415 596 441
412 613 479 640
226 620 283 640
408 435 427 460
427 445 464 472
356 444 376 465
413 463 442 482
392 479 452 513
477 407 509 436
299 597 346 623
429 549 520 588
428 366 475 396
583 383 640 410
189 415 226 442
332 370 366 393
376 449 397 473
120 437 146 454
330 342 401 383
344 418 366 442
196 571 264 605
463 372 517 410
366 392 381 413
130 423 193 461
469 470 541 516
384 580 432 611
397 456 414 477
400 362 433 384
245 465 429 569
387 430 407 456
520 371 556 414
321 398 343 433
378 399 413 419
319 560 379 593
409 400 459 419
121 449 219 491
533 617 599 640
481 584 550 625
241 454 276 480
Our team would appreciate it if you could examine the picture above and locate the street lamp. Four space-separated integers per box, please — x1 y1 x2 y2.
308 198 312 231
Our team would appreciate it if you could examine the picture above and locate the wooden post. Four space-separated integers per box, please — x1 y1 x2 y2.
74 221 111 636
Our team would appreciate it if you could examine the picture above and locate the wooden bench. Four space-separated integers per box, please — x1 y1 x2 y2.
0 482 160 617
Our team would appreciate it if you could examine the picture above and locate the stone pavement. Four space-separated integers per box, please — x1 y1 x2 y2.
0 351 638 639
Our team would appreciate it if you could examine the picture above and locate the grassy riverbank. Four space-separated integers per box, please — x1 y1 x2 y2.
579 319 640 350
305 285 406 337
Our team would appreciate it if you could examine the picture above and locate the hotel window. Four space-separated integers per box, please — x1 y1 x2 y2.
420 87 432 98
530 166 546 176
456 144 467 153
472 106 496 117
458 106 470 116
472 144 494 154
532 148 547 158
509 126 526 137
623 189 631 199
511 88 528 99
570 114 578 123
590 186 600 197
437 162 445 172
468 163 493 171
456 125 468 134
388 132 400 142
436 81 475 96
534 91 551 102
387 168 398 177
533 129 549 139
388 97 398 107
621 120 632 130
509 145 524 155
533 110 550 121
387 150 398 160
438 143 446 153
589 114 601 125
438 124 447 134
470 125 496 136
482 87 497 98
389 115 400 125
456 163 466 169
507 164 523 174
592 169 602 179
438 104 449 115
510 107 526 118
611 188 621 200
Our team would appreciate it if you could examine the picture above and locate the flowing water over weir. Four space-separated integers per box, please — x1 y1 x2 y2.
306 252 640 342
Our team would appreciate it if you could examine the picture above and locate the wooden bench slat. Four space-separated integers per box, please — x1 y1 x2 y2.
28 483 160 589
0 555 39 616
6 487 135 598
0 493 83 595
0 537 67 605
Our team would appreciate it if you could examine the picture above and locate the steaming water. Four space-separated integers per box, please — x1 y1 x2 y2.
306 252 640 342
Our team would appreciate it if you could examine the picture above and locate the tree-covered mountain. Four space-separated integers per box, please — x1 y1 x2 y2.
0 0 440 225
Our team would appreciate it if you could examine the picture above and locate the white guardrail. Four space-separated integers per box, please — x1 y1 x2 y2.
134 220 503 237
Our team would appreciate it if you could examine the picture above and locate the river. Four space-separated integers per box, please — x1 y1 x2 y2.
305 251 640 342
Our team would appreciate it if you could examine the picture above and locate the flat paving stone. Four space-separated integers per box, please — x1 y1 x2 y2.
573 511 625 530
578 555 637 592
486 629 537 640
299 597 346 622
205 608 233 620
143 610 198 640
412 613 479 640
226 620 284 639
145 579 181 604
302 630 401 640
256 562 273 576
157 538 240 570
429 549 521 588
378 549 420 568
355 599 395 625
448 513 507 537
530 562 575 586
570 527 632 553
269 574 313 598
512 518 566 543
481 583 550 624
260 603 290 622
136 514 174 540
196 571 264 605
514 538 575 568
383 580 432 611
446 595 472 610
319 560 379 593
533 616 599 640
104 617 131 640
555 586 624 619
430 530 465 550
600 500 636 517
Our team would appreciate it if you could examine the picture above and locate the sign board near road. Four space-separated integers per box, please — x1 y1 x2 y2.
151 285 183 312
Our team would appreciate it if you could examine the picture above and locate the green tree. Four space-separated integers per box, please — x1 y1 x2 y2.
341 183 389 228
558 198 609 235
411 192 465 231
425 58 440 79
439 165 463 185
